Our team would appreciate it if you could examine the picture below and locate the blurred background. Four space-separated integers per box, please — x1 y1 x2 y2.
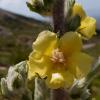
0 0 99 99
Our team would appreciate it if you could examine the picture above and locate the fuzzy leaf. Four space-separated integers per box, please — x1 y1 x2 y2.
0 61 32 100
1 78 9 96
34 77 50 100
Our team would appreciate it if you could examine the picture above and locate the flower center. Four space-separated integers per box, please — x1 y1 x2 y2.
51 49 65 64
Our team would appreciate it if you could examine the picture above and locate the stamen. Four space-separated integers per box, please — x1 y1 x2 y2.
51 49 65 64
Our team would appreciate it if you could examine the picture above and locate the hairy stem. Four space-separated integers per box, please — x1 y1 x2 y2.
51 88 70 100
53 0 65 36
51 0 70 100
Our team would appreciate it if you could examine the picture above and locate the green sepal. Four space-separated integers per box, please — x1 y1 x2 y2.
69 15 81 31
64 0 76 32
26 0 53 16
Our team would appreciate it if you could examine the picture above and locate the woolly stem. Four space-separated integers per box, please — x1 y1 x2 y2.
51 88 70 100
53 0 65 36
51 0 70 100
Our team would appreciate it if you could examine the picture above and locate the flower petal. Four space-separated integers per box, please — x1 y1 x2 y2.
59 32 82 56
62 71 74 88
69 52 93 79
72 3 86 20
27 50 52 80
45 70 74 89
78 16 96 39
46 72 65 89
33 31 57 56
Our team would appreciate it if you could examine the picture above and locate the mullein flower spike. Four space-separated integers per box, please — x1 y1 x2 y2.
27 0 96 39
0 0 97 100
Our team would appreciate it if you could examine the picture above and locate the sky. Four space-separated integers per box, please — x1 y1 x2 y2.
0 0 100 28
0 0 50 22
77 0 100 17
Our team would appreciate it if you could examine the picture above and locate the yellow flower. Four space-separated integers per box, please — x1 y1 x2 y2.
78 16 96 39
72 3 96 39
27 31 93 89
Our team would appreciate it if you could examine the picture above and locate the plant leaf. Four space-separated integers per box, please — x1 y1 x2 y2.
34 77 50 100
